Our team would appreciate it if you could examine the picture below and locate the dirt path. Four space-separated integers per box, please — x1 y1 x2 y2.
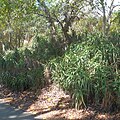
0 84 120 120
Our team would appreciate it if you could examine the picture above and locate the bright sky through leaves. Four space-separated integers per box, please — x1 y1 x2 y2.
107 0 120 10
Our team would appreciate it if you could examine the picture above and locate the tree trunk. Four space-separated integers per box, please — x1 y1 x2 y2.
102 1 106 36
8 0 12 50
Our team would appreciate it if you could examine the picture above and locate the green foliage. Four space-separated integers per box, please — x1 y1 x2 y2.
30 35 62 62
0 47 44 91
50 33 120 109
0 0 120 112
0 35 62 91
0 0 37 50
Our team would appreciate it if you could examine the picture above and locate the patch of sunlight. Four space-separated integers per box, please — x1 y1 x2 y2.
9 115 17 118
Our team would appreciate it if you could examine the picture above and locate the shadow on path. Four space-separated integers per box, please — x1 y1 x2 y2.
0 101 41 120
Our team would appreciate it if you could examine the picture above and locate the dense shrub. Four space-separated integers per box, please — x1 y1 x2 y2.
30 35 63 63
0 44 44 91
0 35 63 91
50 33 120 110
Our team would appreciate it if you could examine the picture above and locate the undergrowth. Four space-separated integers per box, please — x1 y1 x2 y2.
0 35 57 91
50 33 120 111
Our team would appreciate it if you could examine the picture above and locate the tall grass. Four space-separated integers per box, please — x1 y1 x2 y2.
50 32 120 110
